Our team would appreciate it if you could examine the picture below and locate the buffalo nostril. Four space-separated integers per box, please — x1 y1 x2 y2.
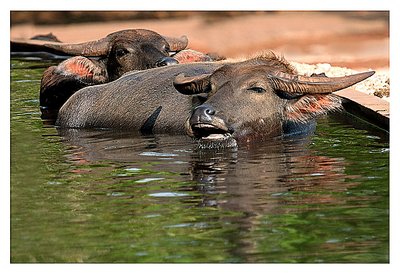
156 57 179 67
190 104 216 124
205 108 215 116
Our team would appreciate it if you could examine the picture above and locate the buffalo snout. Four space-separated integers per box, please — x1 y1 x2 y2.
188 104 237 149
190 104 216 124
189 104 232 140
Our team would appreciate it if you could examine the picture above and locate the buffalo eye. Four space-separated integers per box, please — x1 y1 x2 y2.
115 48 129 58
248 87 266 94
163 44 171 53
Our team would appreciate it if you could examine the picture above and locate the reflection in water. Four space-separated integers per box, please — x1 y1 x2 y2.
58 128 346 210
58 127 350 214
54 119 388 262
186 135 349 261
189 135 347 206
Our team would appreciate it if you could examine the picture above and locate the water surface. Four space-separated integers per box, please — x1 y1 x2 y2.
10 59 389 263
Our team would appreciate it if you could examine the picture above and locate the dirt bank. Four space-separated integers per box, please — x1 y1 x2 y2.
11 11 389 71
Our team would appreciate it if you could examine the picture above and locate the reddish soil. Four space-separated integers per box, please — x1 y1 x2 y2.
10 11 389 72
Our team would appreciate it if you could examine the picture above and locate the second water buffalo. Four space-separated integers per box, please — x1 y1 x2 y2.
15 29 188 119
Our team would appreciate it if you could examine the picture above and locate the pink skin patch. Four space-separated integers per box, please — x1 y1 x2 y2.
286 94 341 123
61 57 94 78
54 56 108 84
173 49 212 63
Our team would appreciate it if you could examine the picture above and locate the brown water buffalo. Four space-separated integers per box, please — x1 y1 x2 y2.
56 52 374 148
11 29 188 72
56 62 223 132
12 29 189 120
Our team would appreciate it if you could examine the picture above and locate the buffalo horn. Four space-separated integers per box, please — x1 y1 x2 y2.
11 37 111 57
268 70 375 94
173 73 211 95
43 38 111 56
163 35 189 52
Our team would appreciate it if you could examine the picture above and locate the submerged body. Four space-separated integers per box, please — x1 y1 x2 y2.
56 53 374 148
56 62 223 133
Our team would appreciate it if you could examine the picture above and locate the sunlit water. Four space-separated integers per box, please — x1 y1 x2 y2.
10 59 389 263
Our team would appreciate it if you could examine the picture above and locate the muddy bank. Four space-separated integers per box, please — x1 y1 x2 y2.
11 11 389 71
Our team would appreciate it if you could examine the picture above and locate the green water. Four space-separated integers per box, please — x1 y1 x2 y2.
10 59 389 263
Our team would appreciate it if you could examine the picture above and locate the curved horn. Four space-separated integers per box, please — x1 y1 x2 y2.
268 70 375 94
163 35 188 52
44 38 111 56
173 73 211 95
11 37 111 57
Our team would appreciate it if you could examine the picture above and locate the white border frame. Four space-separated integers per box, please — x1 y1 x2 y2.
3 1 398 273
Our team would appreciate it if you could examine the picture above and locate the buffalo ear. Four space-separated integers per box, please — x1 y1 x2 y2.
53 56 108 84
40 56 108 110
172 49 213 63
285 94 342 123
163 35 188 52
173 73 212 95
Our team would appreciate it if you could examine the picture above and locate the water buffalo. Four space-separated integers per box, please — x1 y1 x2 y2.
11 29 188 72
12 29 189 119
56 52 374 148
56 62 223 132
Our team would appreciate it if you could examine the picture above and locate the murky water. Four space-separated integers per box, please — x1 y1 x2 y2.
10 59 389 263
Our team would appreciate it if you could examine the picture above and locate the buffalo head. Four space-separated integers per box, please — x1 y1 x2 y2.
27 29 189 120
173 53 374 148
12 29 188 80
